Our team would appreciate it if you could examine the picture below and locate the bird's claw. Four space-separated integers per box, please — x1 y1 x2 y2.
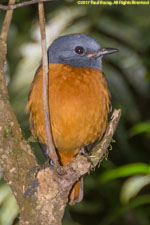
73 146 91 163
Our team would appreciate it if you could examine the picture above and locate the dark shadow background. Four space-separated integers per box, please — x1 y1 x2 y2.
0 1 150 225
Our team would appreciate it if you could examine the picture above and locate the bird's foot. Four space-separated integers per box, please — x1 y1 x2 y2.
80 145 89 157
73 146 91 162
43 158 55 170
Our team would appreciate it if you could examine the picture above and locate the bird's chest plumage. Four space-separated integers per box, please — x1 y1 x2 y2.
27 64 110 150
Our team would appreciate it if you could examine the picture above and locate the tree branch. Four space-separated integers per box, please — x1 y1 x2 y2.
0 1 50 224
0 0 54 10
32 109 121 224
90 109 121 167
38 2 59 167
0 0 16 41
0 27 38 225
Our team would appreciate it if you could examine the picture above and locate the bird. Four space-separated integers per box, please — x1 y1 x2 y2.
27 33 118 205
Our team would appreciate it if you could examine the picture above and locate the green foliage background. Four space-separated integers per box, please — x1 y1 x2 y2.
0 1 150 225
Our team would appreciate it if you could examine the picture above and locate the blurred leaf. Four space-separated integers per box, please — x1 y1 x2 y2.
120 175 150 204
99 195 150 225
126 194 150 210
129 121 150 137
100 163 150 183
0 183 11 205
0 193 19 225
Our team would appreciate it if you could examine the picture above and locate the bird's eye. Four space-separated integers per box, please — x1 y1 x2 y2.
75 46 85 55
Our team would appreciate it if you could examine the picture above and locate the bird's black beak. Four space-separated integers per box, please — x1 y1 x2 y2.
87 47 119 58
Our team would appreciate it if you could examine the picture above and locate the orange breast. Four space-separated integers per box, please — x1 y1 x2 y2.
27 64 110 150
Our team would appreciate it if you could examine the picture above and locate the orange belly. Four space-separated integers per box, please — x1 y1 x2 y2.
27 64 110 151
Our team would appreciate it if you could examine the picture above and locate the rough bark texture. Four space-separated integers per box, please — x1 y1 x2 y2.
0 38 38 224
35 155 90 225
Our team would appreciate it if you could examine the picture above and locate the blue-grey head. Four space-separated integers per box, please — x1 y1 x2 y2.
48 33 118 71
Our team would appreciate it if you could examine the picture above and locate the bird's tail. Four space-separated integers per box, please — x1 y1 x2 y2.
58 149 83 205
